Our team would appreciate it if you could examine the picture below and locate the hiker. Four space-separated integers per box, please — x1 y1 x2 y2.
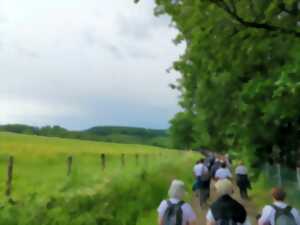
192 160 201 193
211 158 222 179
258 187 300 225
158 180 197 225
205 153 215 172
215 161 232 181
224 154 232 168
193 158 210 208
235 161 251 199
206 179 249 225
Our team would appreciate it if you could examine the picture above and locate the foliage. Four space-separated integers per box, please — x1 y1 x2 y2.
0 124 170 148
144 0 300 166
169 111 194 149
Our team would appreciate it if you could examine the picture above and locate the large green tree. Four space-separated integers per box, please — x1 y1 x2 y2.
138 0 300 166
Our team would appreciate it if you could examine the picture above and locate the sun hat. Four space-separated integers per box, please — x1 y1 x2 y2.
168 179 186 200
215 179 234 196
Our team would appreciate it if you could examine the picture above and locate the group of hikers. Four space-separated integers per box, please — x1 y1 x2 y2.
193 154 251 207
157 153 300 225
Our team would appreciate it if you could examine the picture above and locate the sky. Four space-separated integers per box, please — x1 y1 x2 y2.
0 0 184 130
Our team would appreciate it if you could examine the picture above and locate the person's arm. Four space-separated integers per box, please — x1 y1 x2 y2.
157 201 167 225
158 217 163 225
185 203 197 225
291 208 300 225
258 206 271 225
206 210 216 225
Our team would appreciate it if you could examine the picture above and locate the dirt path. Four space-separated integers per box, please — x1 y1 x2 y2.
191 182 259 225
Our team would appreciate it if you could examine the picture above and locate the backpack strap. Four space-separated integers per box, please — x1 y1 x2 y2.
271 204 292 212
177 201 185 206
271 204 294 221
166 200 172 207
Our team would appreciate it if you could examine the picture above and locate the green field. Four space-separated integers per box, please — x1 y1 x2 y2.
0 132 199 225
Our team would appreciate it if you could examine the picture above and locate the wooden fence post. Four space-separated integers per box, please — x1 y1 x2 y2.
135 154 139 166
5 156 14 197
101 154 106 170
272 145 282 186
67 156 73 176
276 163 282 187
297 147 300 189
121 154 125 167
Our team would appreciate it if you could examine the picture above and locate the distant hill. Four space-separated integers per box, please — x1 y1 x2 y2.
0 124 170 148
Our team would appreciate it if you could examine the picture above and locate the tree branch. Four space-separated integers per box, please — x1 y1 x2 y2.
211 0 300 38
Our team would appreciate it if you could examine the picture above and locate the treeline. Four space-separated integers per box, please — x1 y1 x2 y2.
0 124 170 148
150 0 300 167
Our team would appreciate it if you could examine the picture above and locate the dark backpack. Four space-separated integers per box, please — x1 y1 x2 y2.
162 200 184 225
272 205 297 225
216 219 237 225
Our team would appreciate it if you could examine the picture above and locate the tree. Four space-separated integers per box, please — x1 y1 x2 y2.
139 0 300 166
169 112 194 149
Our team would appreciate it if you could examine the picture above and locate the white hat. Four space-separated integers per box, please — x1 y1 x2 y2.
215 179 234 196
168 180 186 200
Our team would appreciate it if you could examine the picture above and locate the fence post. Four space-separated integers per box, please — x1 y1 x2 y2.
67 156 73 176
297 147 300 189
121 154 125 167
272 145 282 186
297 167 300 190
101 154 106 170
135 154 139 166
276 163 282 187
5 156 14 197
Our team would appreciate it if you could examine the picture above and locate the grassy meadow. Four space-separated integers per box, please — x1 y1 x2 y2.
0 132 199 225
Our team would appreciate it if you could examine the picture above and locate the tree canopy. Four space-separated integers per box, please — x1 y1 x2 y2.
140 0 300 166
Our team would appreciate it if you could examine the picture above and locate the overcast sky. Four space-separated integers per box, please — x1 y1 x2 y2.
0 0 184 130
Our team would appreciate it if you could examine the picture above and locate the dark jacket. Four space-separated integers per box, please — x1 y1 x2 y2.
211 195 247 223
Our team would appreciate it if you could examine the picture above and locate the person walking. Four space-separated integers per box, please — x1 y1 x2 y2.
211 158 222 179
193 158 210 208
157 180 197 225
206 179 250 225
235 161 251 199
215 162 232 181
258 187 300 225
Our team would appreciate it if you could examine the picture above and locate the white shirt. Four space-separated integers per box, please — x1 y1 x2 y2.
193 163 208 177
235 166 248 175
158 198 196 225
215 168 232 180
258 201 300 225
206 210 251 225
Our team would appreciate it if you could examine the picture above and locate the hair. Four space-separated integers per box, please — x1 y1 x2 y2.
215 179 234 196
168 180 186 200
271 187 286 201
195 160 201 165
221 162 227 168
200 158 205 163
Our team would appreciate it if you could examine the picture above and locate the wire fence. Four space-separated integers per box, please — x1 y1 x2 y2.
260 163 300 207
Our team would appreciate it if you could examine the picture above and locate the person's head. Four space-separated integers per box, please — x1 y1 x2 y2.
221 162 227 168
239 160 244 165
200 158 205 164
168 180 186 200
195 160 201 165
215 179 234 196
271 187 286 202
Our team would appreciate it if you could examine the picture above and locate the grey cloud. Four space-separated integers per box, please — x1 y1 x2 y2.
15 46 40 58
82 29 123 58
